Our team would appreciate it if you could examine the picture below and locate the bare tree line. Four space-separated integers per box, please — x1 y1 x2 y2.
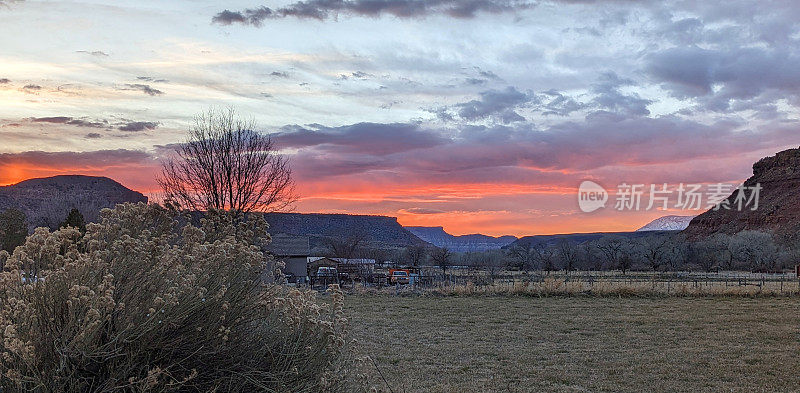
501 231 793 274
349 230 796 275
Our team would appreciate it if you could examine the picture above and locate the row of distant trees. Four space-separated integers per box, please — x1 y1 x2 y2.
337 230 795 274
502 231 792 274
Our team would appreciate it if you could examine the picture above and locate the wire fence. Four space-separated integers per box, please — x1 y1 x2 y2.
311 269 800 296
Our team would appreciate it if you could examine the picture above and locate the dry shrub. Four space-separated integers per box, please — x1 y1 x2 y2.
0 203 358 392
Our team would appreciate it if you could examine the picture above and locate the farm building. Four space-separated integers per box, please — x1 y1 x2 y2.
266 234 310 283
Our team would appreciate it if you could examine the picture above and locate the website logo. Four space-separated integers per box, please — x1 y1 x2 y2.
578 181 608 213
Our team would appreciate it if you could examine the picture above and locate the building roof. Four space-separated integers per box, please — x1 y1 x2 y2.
308 256 376 265
266 234 310 257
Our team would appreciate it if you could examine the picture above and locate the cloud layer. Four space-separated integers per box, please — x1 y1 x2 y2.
4 0 800 235
213 0 534 25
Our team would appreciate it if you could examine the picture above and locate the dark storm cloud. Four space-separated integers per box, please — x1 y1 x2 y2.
439 73 651 124
478 70 501 80
76 50 109 57
212 0 535 26
23 84 41 90
122 84 164 96
646 46 800 112
278 111 799 183
118 121 159 132
380 100 402 109
456 86 535 124
351 71 372 78
590 72 652 116
30 116 108 128
137 76 169 83
212 7 271 25
538 90 586 116
339 71 373 80
68 119 108 128
0 149 152 168
655 17 705 45
0 78 10 84
31 116 72 124
274 122 448 155
646 46 719 98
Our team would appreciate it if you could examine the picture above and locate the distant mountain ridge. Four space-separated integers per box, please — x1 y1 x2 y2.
263 212 428 250
405 226 517 252
0 176 429 250
0 175 148 230
637 215 695 231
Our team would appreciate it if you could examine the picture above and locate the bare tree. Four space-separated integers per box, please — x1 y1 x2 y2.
578 242 599 272
636 235 670 272
507 243 537 273
556 240 580 273
535 243 558 274
688 234 731 273
324 233 367 259
595 236 631 274
711 234 735 270
360 247 389 264
404 245 427 267
158 107 295 214
583 242 604 271
430 247 452 274
467 251 504 282
664 236 688 272
618 253 633 275
728 230 783 272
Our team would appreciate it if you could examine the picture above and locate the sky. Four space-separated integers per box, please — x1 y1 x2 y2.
0 0 798 236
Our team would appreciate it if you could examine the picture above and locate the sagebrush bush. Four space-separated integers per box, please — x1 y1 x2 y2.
0 203 356 392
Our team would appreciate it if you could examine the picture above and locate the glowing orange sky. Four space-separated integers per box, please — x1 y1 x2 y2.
0 161 710 237
1 138 788 237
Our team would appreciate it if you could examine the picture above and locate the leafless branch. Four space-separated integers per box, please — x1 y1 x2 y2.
157 107 296 214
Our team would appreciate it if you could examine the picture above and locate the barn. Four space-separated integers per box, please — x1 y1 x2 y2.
266 234 310 283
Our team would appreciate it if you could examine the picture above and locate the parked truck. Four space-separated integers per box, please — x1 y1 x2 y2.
388 269 411 285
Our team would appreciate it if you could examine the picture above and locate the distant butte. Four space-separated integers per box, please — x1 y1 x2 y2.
0 175 147 230
682 147 800 240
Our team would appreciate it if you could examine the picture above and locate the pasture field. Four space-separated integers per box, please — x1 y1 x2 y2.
346 295 800 392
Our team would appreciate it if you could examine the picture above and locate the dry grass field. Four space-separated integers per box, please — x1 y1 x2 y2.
346 295 800 392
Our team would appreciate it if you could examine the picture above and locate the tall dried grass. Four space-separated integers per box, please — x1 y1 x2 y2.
370 276 800 298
